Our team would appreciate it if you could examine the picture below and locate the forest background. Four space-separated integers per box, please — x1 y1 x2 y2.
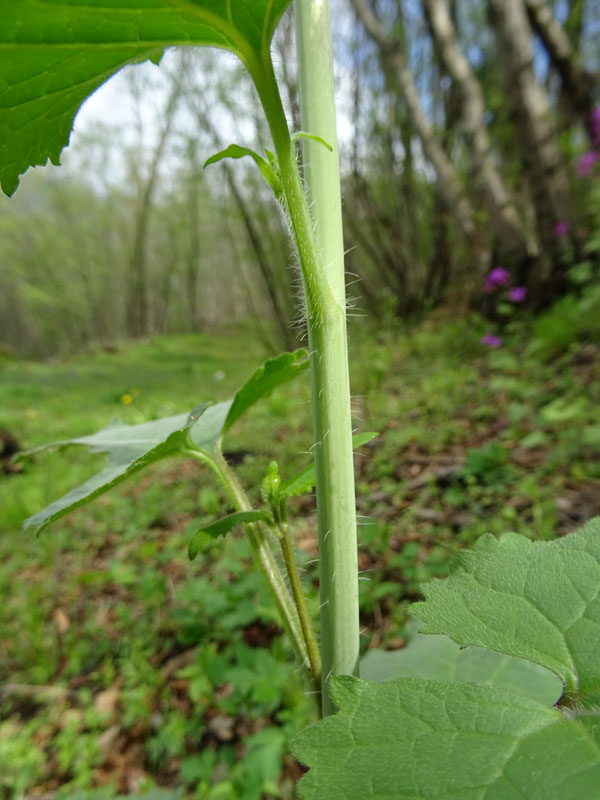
1 0 600 797
1 0 599 357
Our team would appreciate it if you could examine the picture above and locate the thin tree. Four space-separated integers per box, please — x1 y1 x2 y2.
422 0 527 262
524 0 598 142
350 0 489 278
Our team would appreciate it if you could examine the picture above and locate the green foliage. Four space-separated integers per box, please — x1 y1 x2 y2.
22 350 308 536
22 402 217 536
412 517 600 704
0 0 293 194
294 675 600 800
360 630 562 704
188 510 271 559
295 519 600 799
204 144 283 201
461 442 510 485
527 286 600 360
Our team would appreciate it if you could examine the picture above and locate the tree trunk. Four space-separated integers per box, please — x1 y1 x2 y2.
350 0 489 279
487 0 575 289
422 0 527 260
524 0 597 141
126 80 182 338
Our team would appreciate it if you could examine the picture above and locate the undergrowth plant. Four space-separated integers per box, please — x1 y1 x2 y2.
1 1 599 797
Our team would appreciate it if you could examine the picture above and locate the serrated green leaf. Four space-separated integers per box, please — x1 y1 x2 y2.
292 131 333 151
23 403 218 535
204 144 282 198
223 350 309 434
294 675 600 800
410 517 600 707
278 431 378 498
188 510 271 560
0 0 292 194
360 632 562 705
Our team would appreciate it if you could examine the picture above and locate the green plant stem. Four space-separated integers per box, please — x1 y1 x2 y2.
276 518 322 706
185 447 315 686
250 5 359 714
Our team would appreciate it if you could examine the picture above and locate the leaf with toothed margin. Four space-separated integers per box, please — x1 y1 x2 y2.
188 510 272 560
0 0 293 195
293 674 600 800
410 516 600 708
23 350 309 536
293 521 600 798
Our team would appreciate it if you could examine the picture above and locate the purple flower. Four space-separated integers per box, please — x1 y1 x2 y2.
591 107 600 147
480 334 503 348
484 267 511 292
578 150 599 177
509 286 527 303
553 220 569 237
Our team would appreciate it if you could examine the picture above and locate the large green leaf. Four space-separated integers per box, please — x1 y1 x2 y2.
294 675 600 800
411 517 600 706
24 351 308 535
360 631 562 705
0 0 292 194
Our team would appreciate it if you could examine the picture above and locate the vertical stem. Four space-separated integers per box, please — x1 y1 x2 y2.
294 0 359 713
251 1 359 715
277 518 322 706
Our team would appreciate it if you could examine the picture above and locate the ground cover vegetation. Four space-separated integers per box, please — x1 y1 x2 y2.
1 310 599 797
1 0 600 797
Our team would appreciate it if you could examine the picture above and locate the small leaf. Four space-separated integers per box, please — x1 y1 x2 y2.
292 131 333 151
294 675 600 800
411 516 600 707
223 350 309 434
204 144 282 198
279 432 378 498
360 631 562 705
188 511 271 560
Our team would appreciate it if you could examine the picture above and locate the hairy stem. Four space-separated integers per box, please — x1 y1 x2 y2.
251 2 359 715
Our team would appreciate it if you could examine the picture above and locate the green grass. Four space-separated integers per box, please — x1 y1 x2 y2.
1 313 599 797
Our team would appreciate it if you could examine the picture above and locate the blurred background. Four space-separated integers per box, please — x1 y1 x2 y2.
1 0 599 797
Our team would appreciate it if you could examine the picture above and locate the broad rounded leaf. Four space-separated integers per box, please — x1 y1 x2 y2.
188 510 271 560
360 631 562 705
410 518 600 707
0 0 293 194
294 675 600 800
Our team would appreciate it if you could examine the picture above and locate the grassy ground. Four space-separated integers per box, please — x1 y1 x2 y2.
1 309 599 799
